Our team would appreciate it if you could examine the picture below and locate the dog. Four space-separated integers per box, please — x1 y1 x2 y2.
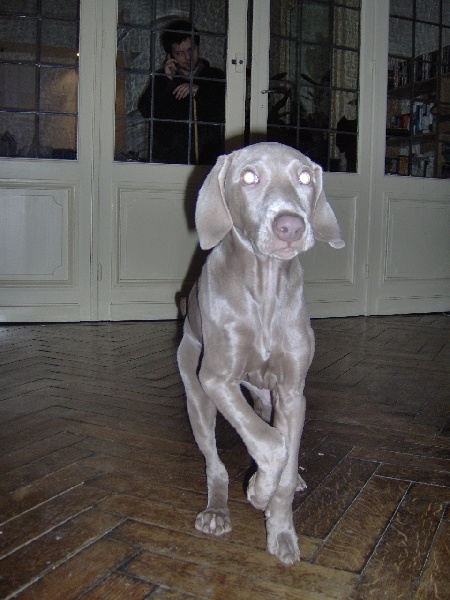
177 142 344 564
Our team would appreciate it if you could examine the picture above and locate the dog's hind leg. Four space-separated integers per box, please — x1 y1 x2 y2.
242 383 273 424
177 326 231 536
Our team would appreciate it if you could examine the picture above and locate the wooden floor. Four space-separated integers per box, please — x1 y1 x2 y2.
0 314 449 599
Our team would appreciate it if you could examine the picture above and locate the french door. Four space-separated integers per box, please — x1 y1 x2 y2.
95 0 369 321
95 0 248 320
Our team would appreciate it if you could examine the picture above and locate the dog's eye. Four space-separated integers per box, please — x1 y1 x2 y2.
242 170 259 185
299 171 312 185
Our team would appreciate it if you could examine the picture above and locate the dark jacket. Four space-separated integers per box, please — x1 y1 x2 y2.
138 58 226 164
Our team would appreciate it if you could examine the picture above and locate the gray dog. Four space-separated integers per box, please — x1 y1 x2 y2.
177 142 344 564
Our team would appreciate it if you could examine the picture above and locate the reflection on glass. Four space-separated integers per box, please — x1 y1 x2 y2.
0 1 80 160
0 18 37 61
2 1 37 15
42 0 78 19
390 0 413 18
301 2 330 44
416 0 440 23
39 115 77 159
0 113 34 157
115 0 228 164
41 21 79 66
40 68 78 113
267 0 360 172
0 65 36 111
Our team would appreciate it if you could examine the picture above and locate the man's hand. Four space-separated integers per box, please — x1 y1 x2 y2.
173 82 199 100
164 56 178 79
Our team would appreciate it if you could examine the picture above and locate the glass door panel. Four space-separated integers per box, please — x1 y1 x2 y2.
115 0 227 165
266 0 361 173
0 0 80 160
386 0 450 178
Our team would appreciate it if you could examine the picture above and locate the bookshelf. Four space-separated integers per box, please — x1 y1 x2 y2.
386 36 450 178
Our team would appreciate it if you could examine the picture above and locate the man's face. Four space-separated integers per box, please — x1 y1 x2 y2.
170 38 199 74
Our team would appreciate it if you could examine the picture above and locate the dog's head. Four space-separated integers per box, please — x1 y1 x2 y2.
195 142 344 259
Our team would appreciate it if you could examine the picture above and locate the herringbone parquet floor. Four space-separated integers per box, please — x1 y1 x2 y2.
0 314 449 599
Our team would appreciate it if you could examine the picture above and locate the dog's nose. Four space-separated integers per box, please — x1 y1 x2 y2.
273 214 305 242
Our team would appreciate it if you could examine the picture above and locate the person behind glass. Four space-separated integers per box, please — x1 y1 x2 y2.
138 20 225 165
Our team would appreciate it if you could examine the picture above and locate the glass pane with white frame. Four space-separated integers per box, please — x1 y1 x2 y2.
115 0 228 165
266 0 361 173
0 0 80 159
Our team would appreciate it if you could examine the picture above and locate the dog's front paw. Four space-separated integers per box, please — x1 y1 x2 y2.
267 529 301 565
195 508 232 536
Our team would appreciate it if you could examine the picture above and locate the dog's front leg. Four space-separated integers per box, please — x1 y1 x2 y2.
199 369 289 511
178 327 232 537
265 388 306 565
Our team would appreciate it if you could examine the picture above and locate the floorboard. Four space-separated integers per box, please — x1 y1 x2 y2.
0 314 448 599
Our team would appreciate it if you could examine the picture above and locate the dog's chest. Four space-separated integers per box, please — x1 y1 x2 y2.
246 359 278 390
241 313 304 390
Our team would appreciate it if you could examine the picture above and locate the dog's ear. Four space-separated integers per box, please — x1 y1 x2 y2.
195 153 233 250
310 166 345 249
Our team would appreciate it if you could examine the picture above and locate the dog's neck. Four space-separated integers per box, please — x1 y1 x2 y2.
210 227 305 319
220 227 303 292
226 226 296 266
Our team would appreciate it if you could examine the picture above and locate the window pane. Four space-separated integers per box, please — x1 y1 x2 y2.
115 0 228 165
333 49 358 88
0 0 80 160
115 118 148 162
301 2 330 44
1 1 37 15
270 37 298 83
301 43 331 85
117 27 154 72
41 0 79 19
0 64 36 110
118 1 156 26
116 73 150 117
40 67 78 113
416 0 440 24
0 112 34 157
41 20 79 66
444 4 450 27
193 1 227 34
339 0 360 7
0 18 37 61
154 0 191 21
334 7 359 49
301 83 331 129
415 23 439 58
389 17 412 57
390 0 413 18
39 114 77 159
334 91 358 172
